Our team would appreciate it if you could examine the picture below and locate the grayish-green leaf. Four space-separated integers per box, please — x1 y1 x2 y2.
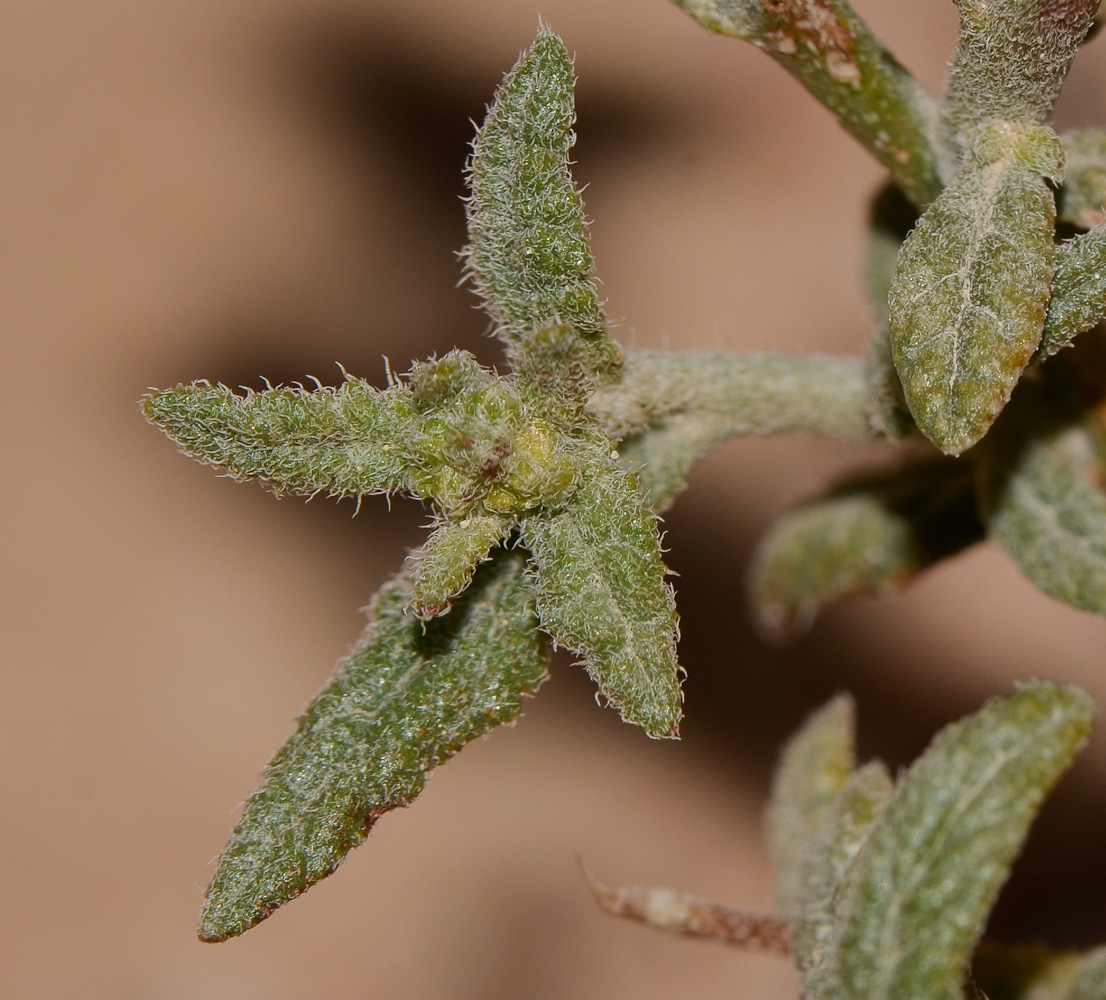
520 443 682 737
864 184 918 327
670 0 941 205
941 0 1097 174
795 762 893 999
589 350 872 510
767 694 856 914
142 379 416 500
979 382 1106 616
889 121 1062 455
197 549 548 942
864 326 914 439
749 459 982 638
1058 130 1106 230
826 682 1095 1000
1037 226 1106 360
462 26 620 377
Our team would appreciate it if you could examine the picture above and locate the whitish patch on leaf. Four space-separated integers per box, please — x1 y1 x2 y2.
197 550 547 942
825 682 1094 1000
671 0 940 205
767 694 856 914
889 121 1062 455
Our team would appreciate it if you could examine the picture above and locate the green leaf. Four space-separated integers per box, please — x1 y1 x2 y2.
864 184 918 328
670 0 941 206
142 379 415 500
748 458 983 638
825 682 1095 1000
197 549 548 942
1037 226 1106 360
407 515 512 619
978 380 1106 617
889 121 1062 455
767 694 856 914
462 26 620 377
795 762 894 999
941 0 1097 172
1058 130 1106 230
520 443 682 737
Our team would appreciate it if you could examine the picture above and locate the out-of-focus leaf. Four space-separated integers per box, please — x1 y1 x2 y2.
941 0 1097 172
795 762 893 999
767 695 856 914
979 379 1106 617
824 682 1094 1000
749 458 983 638
521 443 682 737
864 184 918 327
197 549 547 942
1038 226 1106 360
889 121 1062 455
972 942 1083 1000
670 0 941 205
1058 130 1106 230
1070 948 1106 1000
462 26 620 377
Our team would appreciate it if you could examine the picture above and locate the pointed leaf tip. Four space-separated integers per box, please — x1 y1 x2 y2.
197 550 547 941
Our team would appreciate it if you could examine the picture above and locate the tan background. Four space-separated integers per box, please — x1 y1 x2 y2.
4 1 1106 996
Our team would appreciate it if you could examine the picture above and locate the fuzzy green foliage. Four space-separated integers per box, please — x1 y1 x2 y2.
941 0 1097 172
766 694 856 915
1058 130 1106 229
462 26 620 377
769 684 1095 1000
521 443 682 736
824 683 1093 1000
979 379 1106 617
749 458 983 637
142 9 1106 966
1039 226 1106 360
794 762 893 998
197 549 547 942
671 0 941 205
888 121 1063 455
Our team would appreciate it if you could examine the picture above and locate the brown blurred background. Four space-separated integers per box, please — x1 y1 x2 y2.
4 1 1106 996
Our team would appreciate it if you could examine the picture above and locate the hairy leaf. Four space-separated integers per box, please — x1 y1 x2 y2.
979 382 1106 617
826 682 1095 1000
767 694 856 914
795 762 893 999
1038 226 1106 360
1070 948 1106 1000
197 550 548 942
1058 130 1106 230
889 121 1062 455
462 27 620 377
520 443 682 737
670 0 941 205
941 0 1097 173
408 514 511 619
749 458 983 638
590 352 872 511
142 379 416 500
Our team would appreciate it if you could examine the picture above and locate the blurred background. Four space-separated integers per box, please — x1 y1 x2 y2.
4 1 1106 996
